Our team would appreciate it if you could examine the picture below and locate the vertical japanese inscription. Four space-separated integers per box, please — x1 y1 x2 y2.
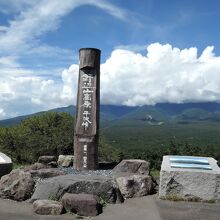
75 68 97 135
80 73 95 132
74 48 100 170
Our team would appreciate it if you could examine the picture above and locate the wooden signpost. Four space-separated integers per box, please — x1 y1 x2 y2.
74 48 101 170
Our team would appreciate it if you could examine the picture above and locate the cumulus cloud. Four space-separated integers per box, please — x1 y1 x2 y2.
61 43 220 107
0 72 62 119
1 43 220 119
101 43 220 105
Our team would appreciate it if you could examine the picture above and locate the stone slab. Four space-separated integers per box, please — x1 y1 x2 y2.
159 155 220 202
31 174 123 204
113 159 150 175
33 199 64 215
62 193 102 216
116 174 154 198
0 152 12 178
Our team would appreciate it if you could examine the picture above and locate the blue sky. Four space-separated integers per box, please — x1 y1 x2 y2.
0 0 220 119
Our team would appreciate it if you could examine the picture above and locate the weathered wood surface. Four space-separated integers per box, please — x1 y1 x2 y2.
74 48 101 170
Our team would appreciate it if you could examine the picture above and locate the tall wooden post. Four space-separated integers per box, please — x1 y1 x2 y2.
74 48 101 170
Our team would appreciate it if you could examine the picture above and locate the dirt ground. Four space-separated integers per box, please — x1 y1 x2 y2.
1 195 220 220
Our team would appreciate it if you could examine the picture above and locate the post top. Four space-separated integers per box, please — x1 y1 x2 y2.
79 48 101 69
79 48 101 53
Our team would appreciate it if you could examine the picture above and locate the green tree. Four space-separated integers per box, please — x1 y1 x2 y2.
98 137 124 162
0 112 74 164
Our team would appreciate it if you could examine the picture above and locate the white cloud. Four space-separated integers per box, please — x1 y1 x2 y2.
101 43 220 106
60 64 78 103
0 56 20 68
1 43 220 119
0 108 6 117
0 0 127 56
0 0 129 119
0 2 220 119
89 0 127 21
61 43 220 108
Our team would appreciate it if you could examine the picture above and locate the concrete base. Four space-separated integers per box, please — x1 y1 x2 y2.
0 152 12 178
159 155 220 202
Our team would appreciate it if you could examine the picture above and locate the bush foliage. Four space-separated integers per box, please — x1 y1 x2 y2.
0 112 123 165
0 112 74 163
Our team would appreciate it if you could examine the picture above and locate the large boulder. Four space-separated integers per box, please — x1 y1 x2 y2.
116 174 154 199
24 162 55 171
58 155 74 167
0 169 34 201
62 193 102 216
38 156 56 165
113 159 150 175
33 200 64 215
31 174 123 204
29 168 65 179
0 152 12 178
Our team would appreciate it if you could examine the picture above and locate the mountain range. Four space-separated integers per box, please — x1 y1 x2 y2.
1 102 220 127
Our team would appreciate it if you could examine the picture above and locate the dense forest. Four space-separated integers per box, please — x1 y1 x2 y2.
0 112 220 170
101 121 220 169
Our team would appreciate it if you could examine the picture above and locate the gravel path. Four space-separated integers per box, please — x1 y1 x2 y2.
58 167 113 176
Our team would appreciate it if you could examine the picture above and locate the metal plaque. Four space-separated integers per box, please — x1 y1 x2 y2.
170 162 212 170
170 156 209 165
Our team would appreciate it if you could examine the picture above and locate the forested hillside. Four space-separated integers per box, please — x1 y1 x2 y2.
1 103 220 169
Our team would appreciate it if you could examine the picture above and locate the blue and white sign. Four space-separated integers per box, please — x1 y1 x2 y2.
170 162 212 170
170 156 209 165
169 156 212 170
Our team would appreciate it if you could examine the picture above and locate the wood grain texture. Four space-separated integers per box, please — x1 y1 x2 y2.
74 48 101 170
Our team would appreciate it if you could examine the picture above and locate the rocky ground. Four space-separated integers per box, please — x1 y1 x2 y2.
1 156 220 219
1 194 220 220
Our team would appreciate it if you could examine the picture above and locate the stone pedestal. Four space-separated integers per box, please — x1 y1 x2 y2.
159 155 220 202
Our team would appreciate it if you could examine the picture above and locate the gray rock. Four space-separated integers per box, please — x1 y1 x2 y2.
48 161 58 168
58 155 74 167
0 169 34 201
116 174 154 199
159 155 220 202
31 174 123 204
30 168 65 179
33 200 64 215
24 162 52 171
38 156 56 164
0 152 12 178
113 159 150 175
62 193 102 216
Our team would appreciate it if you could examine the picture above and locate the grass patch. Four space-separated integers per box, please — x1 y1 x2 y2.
13 163 29 170
99 197 108 207
150 170 160 178
160 194 184 202
75 215 84 219
160 195 216 203
204 199 216 203
48 193 60 201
